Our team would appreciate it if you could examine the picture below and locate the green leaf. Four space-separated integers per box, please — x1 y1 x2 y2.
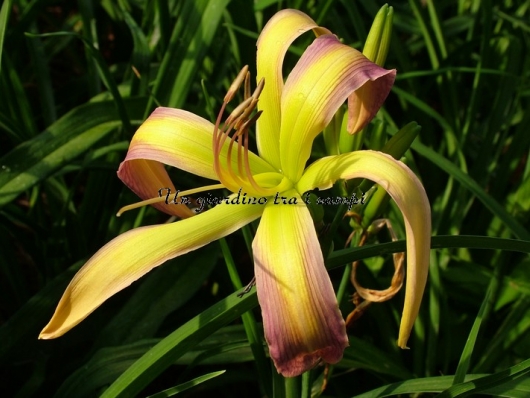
121 8 150 96
25 31 133 133
356 369 530 397
0 98 145 207
412 141 530 240
0 0 13 75
100 290 259 398
326 236 530 271
149 0 231 111
440 358 530 397
452 265 497 385
95 249 218 347
59 325 251 398
55 339 159 398
0 261 82 364
340 336 412 380
146 370 226 398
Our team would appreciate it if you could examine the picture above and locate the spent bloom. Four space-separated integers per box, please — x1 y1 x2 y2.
40 10 431 377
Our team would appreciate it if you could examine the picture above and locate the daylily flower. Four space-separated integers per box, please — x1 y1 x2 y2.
39 10 431 377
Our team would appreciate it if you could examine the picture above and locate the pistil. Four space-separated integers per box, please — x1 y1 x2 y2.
116 183 226 216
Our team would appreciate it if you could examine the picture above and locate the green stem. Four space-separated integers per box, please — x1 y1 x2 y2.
284 376 300 398
301 371 312 398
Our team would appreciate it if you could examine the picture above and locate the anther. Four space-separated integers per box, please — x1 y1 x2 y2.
244 72 251 100
213 68 270 196
224 66 249 103
234 98 259 130
226 97 253 126
240 110 263 132
252 78 265 100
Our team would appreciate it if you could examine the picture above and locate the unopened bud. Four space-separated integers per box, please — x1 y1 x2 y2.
363 4 393 67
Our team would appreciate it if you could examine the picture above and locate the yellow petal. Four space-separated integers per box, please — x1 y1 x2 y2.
118 107 274 215
253 191 348 376
280 35 395 181
39 200 265 339
256 9 330 168
297 151 430 348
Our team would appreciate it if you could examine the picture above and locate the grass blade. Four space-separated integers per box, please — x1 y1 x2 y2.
0 0 13 75
146 370 226 398
326 236 530 270
100 290 259 398
411 141 530 240
25 32 133 133
439 358 530 397
0 99 145 207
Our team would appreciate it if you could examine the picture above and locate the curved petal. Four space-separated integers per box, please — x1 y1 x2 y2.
280 35 395 181
118 107 274 215
297 150 430 348
256 9 330 168
118 158 195 218
253 191 348 376
39 200 265 339
347 81 388 134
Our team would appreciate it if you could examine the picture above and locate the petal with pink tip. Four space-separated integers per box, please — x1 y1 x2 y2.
256 9 330 168
252 191 348 377
118 158 195 218
297 150 431 348
118 107 274 215
39 200 265 339
280 35 396 181
346 81 389 134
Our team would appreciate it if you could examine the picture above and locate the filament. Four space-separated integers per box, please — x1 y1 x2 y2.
212 67 269 196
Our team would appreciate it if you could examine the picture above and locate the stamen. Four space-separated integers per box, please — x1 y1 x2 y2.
213 101 227 156
116 183 226 217
224 65 249 102
234 98 259 130
252 78 265 100
225 130 241 183
214 66 252 189
244 72 251 100
213 66 269 196
237 131 245 177
213 102 233 182
226 97 253 126
216 120 248 193
241 111 265 192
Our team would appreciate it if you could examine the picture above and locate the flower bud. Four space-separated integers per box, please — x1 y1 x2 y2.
363 4 393 67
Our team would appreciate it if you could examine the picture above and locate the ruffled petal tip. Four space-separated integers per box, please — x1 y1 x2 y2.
253 195 348 377
270 323 348 377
